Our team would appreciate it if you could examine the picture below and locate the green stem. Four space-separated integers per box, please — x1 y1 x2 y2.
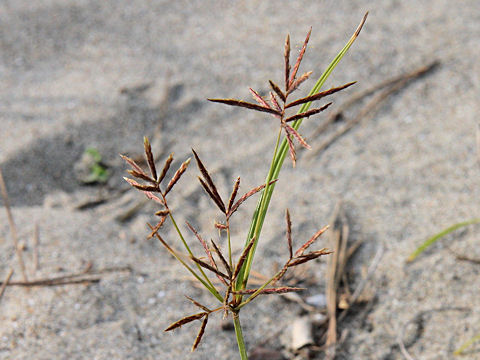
227 219 233 269
233 311 248 360
235 17 365 291
168 211 223 301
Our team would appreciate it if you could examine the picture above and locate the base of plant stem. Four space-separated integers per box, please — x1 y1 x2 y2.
233 311 248 360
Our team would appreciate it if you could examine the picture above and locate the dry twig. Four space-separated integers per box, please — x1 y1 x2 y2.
0 168 28 282
0 268 14 301
0 266 132 287
307 61 440 159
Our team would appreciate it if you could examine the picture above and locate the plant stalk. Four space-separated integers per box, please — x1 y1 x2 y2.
233 311 248 360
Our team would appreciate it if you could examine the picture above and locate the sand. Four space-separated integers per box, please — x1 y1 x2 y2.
1 1 480 359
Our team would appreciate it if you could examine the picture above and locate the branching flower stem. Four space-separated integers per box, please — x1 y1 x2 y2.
163 196 223 302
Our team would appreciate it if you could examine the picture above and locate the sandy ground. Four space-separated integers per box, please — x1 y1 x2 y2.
1 1 480 359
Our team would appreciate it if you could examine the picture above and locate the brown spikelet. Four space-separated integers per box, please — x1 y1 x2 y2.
232 236 256 280
284 102 332 123
143 137 157 180
287 71 313 95
186 222 217 271
198 177 227 214
185 295 211 312
158 153 174 184
284 124 311 150
289 249 332 267
270 92 282 112
191 315 209 351
192 149 226 213
123 177 159 192
164 312 206 332
127 169 155 184
165 158 191 194
210 240 232 278
285 82 356 109
143 191 165 205
233 287 305 295
286 209 293 259
147 216 167 239
207 98 281 116
120 154 148 177
269 80 286 103
295 225 329 257
214 222 228 230
155 209 170 217
227 177 241 213
285 130 296 167
289 27 312 89
284 34 291 91
249 88 271 109
190 256 229 279
227 179 278 218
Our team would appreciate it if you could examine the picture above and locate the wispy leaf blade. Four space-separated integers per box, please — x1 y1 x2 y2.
407 218 480 262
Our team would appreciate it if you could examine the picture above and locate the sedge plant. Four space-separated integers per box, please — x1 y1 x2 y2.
121 13 367 359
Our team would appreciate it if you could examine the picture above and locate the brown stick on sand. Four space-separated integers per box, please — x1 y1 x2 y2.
0 168 28 282
307 61 440 159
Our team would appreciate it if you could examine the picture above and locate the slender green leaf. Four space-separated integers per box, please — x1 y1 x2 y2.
454 333 480 356
236 13 368 290
407 218 480 262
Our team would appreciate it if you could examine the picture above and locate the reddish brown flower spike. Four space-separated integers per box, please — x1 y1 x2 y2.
295 225 329 257
286 209 293 259
143 136 157 181
289 27 312 90
164 312 206 332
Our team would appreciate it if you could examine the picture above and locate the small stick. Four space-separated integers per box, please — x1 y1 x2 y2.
0 168 28 282
307 61 440 158
0 266 132 287
0 268 14 301
338 244 384 322
310 61 439 141
33 223 40 272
